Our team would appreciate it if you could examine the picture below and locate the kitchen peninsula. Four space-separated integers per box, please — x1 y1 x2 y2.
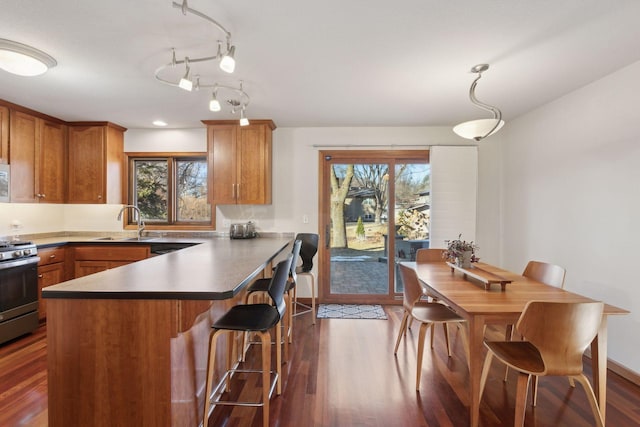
42 235 292 427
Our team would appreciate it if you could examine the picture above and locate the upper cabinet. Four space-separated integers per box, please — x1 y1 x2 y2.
0 106 8 164
67 123 126 204
9 110 67 203
204 120 275 205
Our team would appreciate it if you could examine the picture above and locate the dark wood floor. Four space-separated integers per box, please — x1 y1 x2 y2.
1 306 639 426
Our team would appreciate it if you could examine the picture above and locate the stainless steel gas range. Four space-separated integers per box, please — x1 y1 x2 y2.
0 240 40 345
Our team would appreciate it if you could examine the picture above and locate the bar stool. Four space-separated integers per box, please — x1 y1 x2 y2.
202 254 293 427
244 239 301 353
292 233 318 326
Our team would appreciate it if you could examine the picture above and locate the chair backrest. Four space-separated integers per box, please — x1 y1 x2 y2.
398 263 426 311
295 233 318 272
516 301 604 376
522 260 566 288
415 248 445 263
289 239 302 283
268 253 294 320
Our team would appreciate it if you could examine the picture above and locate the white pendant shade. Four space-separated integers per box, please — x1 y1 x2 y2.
453 118 505 141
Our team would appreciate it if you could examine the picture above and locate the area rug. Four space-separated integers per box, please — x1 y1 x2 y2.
316 304 387 320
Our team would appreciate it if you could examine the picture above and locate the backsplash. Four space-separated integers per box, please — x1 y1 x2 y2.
0 203 123 237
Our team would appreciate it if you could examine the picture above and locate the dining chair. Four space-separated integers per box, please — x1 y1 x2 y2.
413 248 453 345
505 260 567 404
394 263 467 391
480 300 605 427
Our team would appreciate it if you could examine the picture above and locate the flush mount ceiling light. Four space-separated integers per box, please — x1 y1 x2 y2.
0 38 57 76
453 64 504 142
155 0 249 124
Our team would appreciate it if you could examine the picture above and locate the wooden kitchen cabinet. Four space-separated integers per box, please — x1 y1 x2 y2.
8 110 66 203
67 122 126 204
203 120 275 205
37 246 67 321
73 245 150 278
0 105 8 164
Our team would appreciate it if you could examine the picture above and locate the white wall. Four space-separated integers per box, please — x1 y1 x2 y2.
479 59 640 373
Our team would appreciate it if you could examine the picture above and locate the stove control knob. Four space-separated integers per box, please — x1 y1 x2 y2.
23 249 32 256
13 250 23 257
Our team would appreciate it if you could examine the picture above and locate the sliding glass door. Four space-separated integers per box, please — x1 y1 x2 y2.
319 150 430 304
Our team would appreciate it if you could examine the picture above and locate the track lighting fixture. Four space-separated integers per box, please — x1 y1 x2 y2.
209 90 221 112
453 64 505 141
239 108 249 126
0 38 57 76
177 57 192 91
154 1 249 125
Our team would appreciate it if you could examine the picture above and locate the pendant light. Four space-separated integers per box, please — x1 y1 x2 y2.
453 64 504 141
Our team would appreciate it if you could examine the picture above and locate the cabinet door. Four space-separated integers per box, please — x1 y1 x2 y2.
0 105 8 164
38 120 66 203
9 111 38 203
68 126 105 203
38 262 65 320
74 260 110 278
208 125 237 204
237 124 271 204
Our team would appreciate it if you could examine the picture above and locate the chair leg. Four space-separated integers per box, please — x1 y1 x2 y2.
479 351 493 401
259 330 271 427
532 376 539 406
310 273 316 324
504 323 514 381
443 323 452 356
416 322 431 390
513 372 531 427
288 287 294 344
514 372 531 427
275 320 282 395
203 329 227 427
394 311 410 354
573 374 605 427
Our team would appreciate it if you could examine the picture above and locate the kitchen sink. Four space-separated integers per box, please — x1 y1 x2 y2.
92 236 157 242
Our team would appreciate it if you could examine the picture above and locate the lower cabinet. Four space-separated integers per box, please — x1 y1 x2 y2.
37 247 67 321
73 245 150 278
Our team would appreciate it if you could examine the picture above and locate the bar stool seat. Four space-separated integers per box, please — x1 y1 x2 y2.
203 254 293 427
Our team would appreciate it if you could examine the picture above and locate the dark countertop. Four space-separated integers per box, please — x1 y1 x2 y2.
41 236 291 300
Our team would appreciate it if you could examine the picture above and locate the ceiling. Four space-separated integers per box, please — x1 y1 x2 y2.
2 0 640 130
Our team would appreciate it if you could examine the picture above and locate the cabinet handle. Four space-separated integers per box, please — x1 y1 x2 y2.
236 183 240 200
38 274 43 278
49 254 56 259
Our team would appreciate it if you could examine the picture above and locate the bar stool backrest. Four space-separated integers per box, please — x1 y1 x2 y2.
289 239 302 284
295 233 318 272
269 253 294 320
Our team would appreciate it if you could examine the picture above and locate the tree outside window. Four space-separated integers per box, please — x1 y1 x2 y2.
130 155 211 226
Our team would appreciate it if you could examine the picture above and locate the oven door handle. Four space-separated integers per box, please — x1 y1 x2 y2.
0 256 41 269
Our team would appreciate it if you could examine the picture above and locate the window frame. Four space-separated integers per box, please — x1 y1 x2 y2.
125 152 214 230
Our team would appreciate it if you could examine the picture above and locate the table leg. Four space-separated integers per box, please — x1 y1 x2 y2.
591 315 608 423
468 315 486 427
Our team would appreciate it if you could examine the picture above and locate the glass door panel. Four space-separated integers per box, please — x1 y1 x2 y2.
393 163 431 294
329 163 390 295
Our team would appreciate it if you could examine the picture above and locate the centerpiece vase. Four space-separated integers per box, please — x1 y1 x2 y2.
457 250 473 268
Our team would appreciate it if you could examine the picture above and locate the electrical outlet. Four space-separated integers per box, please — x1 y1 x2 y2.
223 219 231 227
302 215 309 224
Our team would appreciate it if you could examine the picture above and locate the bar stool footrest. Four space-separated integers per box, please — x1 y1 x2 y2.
208 368 279 409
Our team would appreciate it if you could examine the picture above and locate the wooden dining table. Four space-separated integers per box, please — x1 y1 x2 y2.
409 261 629 427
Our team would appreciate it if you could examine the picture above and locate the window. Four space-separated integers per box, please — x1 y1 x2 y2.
127 154 212 228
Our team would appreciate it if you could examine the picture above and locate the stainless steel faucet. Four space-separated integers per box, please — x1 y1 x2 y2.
117 205 145 240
